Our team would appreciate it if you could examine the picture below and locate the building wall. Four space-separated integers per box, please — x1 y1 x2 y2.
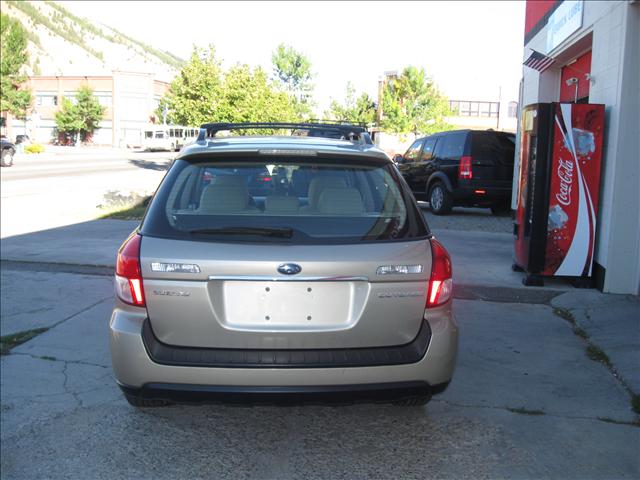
6 72 169 146
520 0 640 294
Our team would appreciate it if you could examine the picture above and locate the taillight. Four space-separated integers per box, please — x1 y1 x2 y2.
115 233 145 307
459 155 473 179
426 238 453 308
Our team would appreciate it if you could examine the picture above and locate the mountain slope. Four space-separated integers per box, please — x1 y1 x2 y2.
2 0 183 81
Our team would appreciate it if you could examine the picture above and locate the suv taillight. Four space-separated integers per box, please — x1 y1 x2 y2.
426 238 453 308
459 155 473 179
115 233 145 307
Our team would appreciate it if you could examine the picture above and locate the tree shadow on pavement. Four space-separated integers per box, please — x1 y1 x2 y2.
128 159 170 171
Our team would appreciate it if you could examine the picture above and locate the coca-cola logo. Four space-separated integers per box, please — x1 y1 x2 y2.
556 158 574 206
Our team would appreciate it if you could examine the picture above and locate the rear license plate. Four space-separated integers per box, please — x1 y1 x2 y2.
221 281 360 330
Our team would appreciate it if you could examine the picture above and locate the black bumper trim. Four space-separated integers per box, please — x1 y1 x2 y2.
142 318 431 369
120 381 450 405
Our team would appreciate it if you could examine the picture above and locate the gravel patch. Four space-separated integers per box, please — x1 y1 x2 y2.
418 202 513 234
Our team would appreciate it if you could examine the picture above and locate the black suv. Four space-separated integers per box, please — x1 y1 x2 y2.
394 129 515 215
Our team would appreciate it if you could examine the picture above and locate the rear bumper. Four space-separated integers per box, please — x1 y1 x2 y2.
119 381 450 405
141 317 432 369
453 185 511 204
109 305 458 395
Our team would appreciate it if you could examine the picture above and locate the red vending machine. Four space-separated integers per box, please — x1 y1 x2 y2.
513 102 605 286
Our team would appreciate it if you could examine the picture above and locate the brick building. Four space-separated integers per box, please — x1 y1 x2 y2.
3 71 169 147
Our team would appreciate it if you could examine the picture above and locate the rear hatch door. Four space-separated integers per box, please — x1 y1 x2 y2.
141 237 431 349
469 132 516 187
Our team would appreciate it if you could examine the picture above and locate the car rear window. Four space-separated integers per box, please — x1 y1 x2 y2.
141 156 428 244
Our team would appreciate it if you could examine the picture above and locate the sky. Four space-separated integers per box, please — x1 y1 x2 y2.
59 1 526 113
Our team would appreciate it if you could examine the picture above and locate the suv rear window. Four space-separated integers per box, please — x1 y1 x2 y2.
471 132 516 165
141 156 428 244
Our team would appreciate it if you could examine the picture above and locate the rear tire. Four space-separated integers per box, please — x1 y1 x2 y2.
428 182 453 215
393 395 432 406
1 149 15 167
123 392 173 408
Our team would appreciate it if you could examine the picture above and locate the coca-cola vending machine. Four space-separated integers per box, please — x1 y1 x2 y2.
513 102 605 286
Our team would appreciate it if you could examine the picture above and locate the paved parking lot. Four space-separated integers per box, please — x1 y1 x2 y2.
1 260 638 479
419 202 513 234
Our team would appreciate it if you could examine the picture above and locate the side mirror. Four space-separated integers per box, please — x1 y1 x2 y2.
393 154 404 164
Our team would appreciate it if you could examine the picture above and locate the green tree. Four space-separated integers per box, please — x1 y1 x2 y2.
0 13 32 118
157 46 223 126
217 64 298 126
326 82 376 125
158 46 300 129
380 66 451 135
271 43 314 117
55 86 105 142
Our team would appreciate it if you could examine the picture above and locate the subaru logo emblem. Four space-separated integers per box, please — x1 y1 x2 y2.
277 263 302 275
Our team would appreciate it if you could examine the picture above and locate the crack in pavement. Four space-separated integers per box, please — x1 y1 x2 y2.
432 399 639 426
61 361 83 408
3 296 113 355
48 296 114 330
10 352 110 369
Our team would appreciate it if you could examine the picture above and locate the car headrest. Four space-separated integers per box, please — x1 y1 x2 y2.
199 184 248 212
265 196 299 214
307 176 348 208
317 188 364 215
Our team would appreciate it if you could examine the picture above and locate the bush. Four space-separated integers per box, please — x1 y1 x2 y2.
24 143 45 154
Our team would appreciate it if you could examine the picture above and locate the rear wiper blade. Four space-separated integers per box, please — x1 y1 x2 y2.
187 226 294 238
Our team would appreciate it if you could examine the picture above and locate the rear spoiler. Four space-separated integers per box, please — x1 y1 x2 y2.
197 122 373 145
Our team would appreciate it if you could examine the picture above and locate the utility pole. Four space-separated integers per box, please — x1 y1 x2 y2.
376 76 384 125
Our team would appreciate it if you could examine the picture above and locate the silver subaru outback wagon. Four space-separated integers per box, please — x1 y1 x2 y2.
109 122 458 407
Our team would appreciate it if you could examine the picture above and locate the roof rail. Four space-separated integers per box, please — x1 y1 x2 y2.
197 122 373 145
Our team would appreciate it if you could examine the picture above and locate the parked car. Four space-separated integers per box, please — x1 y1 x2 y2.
14 134 31 146
1 138 16 167
110 122 458 407
394 129 516 215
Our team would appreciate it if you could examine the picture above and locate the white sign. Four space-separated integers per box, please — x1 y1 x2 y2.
546 1 583 53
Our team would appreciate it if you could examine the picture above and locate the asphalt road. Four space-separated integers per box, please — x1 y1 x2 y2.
1 265 638 480
0 148 172 239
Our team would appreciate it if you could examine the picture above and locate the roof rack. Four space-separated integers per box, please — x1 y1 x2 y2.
197 122 373 145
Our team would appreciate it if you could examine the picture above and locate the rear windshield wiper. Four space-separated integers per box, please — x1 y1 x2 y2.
187 226 294 238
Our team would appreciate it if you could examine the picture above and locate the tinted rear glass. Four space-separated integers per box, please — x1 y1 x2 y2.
471 132 516 165
141 156 428 244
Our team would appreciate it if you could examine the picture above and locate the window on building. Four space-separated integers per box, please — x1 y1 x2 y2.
449 101 459 114
479 102 490 117
35 93 58 107
508 101 518 118
94 92 112 107
489 102 499 118
459 101 471 116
